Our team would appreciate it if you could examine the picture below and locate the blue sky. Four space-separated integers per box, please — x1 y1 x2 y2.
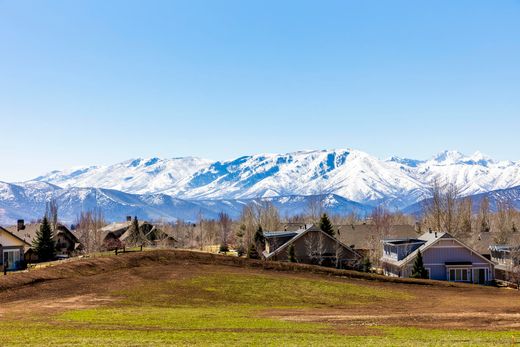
1 0 519 181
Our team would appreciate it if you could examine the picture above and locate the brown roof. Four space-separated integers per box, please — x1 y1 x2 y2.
0 226 31 247
470 232 520 255
335 224 418 250
5 223 40 245
5 223 78 246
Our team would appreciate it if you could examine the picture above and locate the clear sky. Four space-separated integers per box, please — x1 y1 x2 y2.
1 0 519 182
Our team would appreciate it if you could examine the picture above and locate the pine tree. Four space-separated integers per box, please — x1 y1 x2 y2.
247 243 259 259
33 217 56 262
362 257 372 273
254 225 265 247
319 213 335 237
287 243 296 262
127 216 146 247
411 250 428 279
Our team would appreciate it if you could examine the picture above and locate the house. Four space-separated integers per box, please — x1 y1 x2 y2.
101 220 174 250
5 220 82 260
0 226 31 270
279 222 418 257
489 244 520 281
262 225 361 268
381 230 495 284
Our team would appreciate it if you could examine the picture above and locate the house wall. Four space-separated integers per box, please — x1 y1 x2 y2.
420 239 493 282
271 230 358 267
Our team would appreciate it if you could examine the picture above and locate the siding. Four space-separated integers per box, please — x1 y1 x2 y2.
421 240 493 281
423 241 489 265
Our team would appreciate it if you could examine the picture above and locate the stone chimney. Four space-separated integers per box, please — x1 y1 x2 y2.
17 219 25 231
126 216 132 222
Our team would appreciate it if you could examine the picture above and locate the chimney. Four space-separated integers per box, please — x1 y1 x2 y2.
435 232 438 238
429 228 432 234
126 216 132 222
17 219 25 231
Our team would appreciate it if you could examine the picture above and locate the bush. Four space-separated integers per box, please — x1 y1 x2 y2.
247 244 259 259
219 244 229 253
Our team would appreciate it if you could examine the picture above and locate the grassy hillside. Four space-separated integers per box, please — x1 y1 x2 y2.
1 250 519 346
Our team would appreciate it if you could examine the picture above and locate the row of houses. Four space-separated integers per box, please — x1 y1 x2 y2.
0 218 174 271
1 216 518 285
262 224 497 284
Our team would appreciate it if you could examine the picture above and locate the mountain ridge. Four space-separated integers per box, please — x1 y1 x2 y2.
29 148 520 209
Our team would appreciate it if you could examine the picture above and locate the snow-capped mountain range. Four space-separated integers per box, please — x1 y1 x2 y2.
1 148 520 224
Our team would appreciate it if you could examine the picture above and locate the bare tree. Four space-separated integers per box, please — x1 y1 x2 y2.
240 203 258 248
75 208 105 253
254 201 280 231
478 196 491 232
218 212 232 251
508 247 520 289
367 205 393 266
493 200 516 244
422 179 462 234
304 232 326 265
305 195 324 223
45 198 59 231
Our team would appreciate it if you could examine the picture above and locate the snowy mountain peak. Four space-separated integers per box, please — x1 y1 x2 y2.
428 150 496 166
18 148 520 210
431 150 466 164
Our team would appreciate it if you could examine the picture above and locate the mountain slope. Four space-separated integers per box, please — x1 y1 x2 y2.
31 149 520 209
0 181 372 225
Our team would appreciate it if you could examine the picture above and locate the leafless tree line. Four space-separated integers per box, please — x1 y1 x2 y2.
420 178 520 246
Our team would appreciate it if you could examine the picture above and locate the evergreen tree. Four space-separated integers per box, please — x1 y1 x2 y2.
219 243 229 253
33 217 56 262
287 243 296 262
254 225 265 248
127 216 146 247
362 257 372 273
319 213 335 237
247 243 259 259
411 250 428 279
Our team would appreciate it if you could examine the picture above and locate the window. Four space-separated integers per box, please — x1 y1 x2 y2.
3 249 20 270
448 268 470 282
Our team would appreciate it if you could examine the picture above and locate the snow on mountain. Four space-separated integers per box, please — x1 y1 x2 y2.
0 181 371 225
34 157 213 194
29 149 520 209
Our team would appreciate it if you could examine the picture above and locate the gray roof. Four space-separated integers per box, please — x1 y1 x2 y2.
263 224 359 260
263 231 300 238
382 231 494 268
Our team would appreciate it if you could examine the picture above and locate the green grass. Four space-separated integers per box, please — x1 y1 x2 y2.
1 271 520 346
114 273 412 307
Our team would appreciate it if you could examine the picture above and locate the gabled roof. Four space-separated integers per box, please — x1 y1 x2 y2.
5 223 78 246
263 224 360 260
0 226 31 247
382 231 495 268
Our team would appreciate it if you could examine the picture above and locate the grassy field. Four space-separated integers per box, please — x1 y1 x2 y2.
1 250 520 346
